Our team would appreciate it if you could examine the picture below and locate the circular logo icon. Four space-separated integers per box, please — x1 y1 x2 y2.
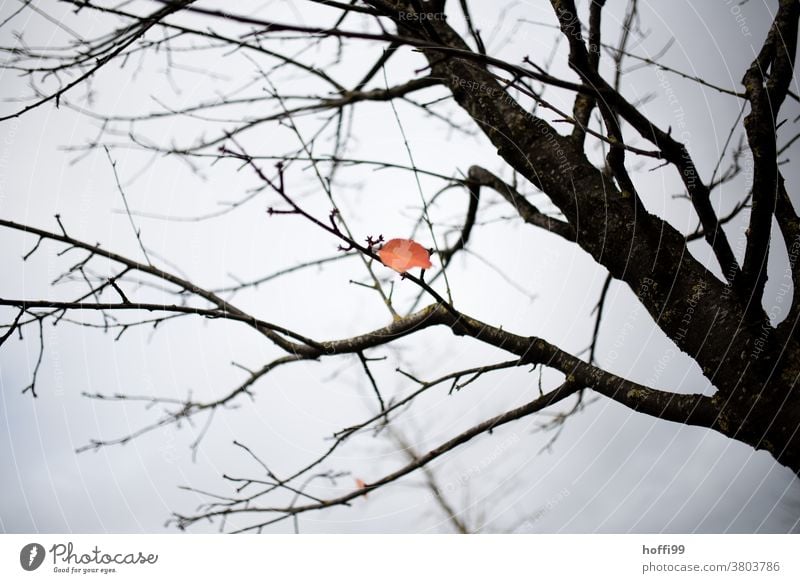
19 543 46 571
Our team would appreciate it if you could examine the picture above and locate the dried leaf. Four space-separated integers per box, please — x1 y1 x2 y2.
378 238 432 273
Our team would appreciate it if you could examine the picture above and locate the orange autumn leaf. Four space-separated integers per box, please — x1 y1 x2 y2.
378 238 432 273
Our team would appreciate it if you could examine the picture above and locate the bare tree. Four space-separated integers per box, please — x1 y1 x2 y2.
0 0 798 532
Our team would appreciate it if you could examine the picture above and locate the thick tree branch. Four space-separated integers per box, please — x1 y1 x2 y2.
739 0 799 313
368 0 751 395
550 0 741 286
570 0 606 144
467 166 574 240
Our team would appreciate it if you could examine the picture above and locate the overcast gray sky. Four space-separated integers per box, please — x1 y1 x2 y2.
1 0 799 533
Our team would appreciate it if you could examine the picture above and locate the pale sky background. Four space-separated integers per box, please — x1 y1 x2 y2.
1 0 800 533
